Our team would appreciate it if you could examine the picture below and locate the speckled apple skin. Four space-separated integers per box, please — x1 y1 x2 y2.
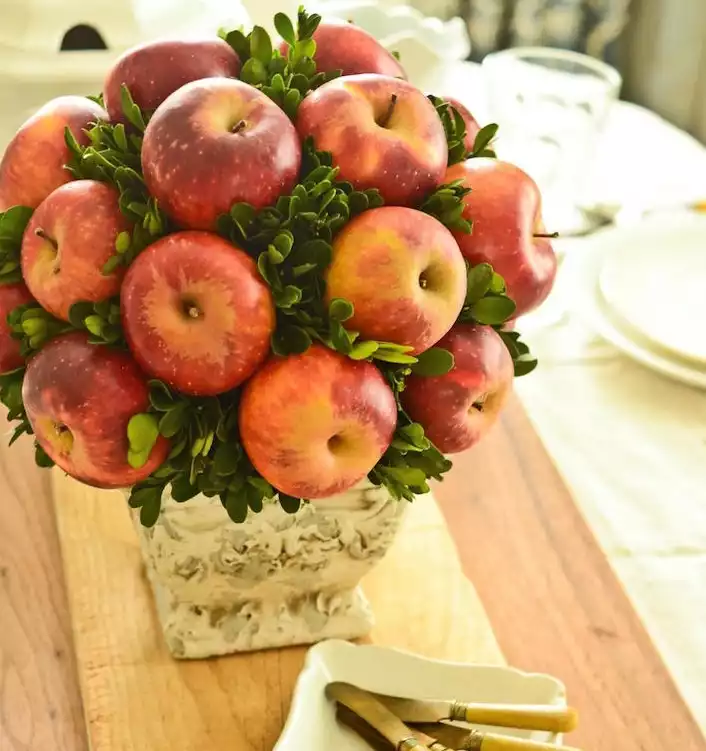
141 78 301 230
104 38 241 123
22 332 169 488
121 231 275 396
297 75 447 207
21 180 128 321
0 97 106 211
239 345 397 499
325 207 467 354
402 324 514 454
445 159 558 318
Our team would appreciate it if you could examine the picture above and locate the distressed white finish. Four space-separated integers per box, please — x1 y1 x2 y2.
128 483 408 659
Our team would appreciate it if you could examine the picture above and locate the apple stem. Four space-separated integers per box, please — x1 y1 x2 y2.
533 232 559 239
231 120 247 135
35 228 58 250
377 94 398 128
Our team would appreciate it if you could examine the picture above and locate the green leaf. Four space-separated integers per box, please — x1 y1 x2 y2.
250 26 273 64
275 285 302 309
241 57 268 85
102 255 122 276
148 380 175 411
127 413 160 454
274 12 296 45
381 465 427 487
224 489 249 523
248 476 274 501
472 123 499 155
514 353 538 377
171 475 200 503
127 448 151 469
225 29 250 61
213 442 237 476
120 85 146 131
411 347 455 377
328 298 354 322
470 295 516 325
34 443 54 468
465 263 494 304
283 88 302 119
83 315 103 337
128 485 161 509
0 206 33 242
373 349 418 364
279 493 301 514
139 495 162 527
271 325 312 356
158 403 188 438
349 340 379 360
329 320 353 354
490 272 506 293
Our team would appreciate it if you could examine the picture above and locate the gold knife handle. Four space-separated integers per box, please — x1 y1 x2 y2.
450 702 579 734
474 731 582 751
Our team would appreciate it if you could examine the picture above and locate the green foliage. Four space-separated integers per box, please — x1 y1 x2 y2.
0 206 33 285
64 85 168 272
68 298 125 346
469 123 498 158
420 179 473 234
221 8 340 118
428 95 469 166
7 303 72 356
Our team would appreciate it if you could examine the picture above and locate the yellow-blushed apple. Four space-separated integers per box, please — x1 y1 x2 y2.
402 323 513 453
0 97 106 211
297 74 447 207
120 231 275 396
239 344 397 499
325 207 466 353
21 180 129 321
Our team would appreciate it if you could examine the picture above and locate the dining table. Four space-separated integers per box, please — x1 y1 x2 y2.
2 59 706 751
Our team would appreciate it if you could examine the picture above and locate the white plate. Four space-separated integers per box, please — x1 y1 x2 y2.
597 215 706 365
275 640 568 750
565 224 706 389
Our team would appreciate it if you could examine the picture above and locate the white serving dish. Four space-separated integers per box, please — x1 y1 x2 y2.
275 640 568 750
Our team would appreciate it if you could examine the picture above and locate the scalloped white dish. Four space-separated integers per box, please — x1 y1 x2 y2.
275 640 568 750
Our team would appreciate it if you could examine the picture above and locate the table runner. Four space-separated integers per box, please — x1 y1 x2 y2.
51 472 505 751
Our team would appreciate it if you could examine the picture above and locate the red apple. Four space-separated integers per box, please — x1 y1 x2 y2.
445 159 557 317
325 207 466 353
141 78 301 230
297 74 447 207
0 283 34 372
21 180 129 321
402 323 513 453
22 332 169 488
279 20 406 78
0 96 106 211
121 231 275 396
444 96 481 153
239 344 396 499
103 38 242 123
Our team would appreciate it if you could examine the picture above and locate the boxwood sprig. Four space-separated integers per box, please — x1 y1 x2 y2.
0 206 33 285
65 86 168 273
7 303 73 356
68 297 125 347
428 94 498 164
222 8 340 119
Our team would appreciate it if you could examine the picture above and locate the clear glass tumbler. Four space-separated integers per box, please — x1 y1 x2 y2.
482 47 622 235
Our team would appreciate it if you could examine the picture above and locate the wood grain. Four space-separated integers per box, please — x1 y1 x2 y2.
434 395 706 751
0 418 86 751
51 474 503 751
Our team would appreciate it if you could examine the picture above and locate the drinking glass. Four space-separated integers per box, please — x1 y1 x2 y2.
482 47 622 235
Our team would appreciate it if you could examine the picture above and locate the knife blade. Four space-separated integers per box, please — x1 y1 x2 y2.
326 683 430 750
372 695 578 734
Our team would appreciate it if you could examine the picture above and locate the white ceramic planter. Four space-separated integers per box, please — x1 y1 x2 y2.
128 482 408 659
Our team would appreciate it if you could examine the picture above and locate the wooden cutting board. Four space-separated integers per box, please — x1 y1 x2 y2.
52 472 505 751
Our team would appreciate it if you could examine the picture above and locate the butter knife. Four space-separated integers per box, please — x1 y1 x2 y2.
413 723 582 751
327 682 429 750
372 695 578 734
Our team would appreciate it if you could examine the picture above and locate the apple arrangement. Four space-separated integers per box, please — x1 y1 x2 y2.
0 8 556 527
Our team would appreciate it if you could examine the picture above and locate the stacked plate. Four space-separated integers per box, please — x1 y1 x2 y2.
566 212 706 388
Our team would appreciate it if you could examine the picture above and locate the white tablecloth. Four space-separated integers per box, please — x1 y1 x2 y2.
435 61 706 732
